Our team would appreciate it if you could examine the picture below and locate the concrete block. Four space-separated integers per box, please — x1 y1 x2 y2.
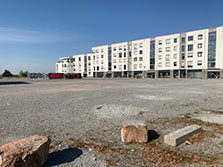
164 125 202 146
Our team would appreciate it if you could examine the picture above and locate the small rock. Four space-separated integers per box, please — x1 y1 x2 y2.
185 141 191 145
0 135 51 167
96 106 103 110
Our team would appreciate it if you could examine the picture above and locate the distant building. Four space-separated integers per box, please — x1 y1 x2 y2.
56 26 223 79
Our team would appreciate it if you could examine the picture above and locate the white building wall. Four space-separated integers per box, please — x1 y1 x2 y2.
155 34 180 70
56 26 223 78
110 42 128 72
131 39 150 72
92 45 109 73
216 27 223 69
185 29 209 70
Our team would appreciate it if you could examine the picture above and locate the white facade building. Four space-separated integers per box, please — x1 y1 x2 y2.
56 26 223 79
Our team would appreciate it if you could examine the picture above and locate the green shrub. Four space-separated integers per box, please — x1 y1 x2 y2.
19 70 28 77
135 74 142 78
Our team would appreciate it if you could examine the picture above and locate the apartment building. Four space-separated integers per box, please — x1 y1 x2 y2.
56 26 223 79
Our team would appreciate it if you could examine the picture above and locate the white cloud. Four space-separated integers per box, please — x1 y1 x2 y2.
0 27 74 43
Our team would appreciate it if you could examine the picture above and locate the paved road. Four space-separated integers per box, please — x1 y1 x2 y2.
1 78 223 166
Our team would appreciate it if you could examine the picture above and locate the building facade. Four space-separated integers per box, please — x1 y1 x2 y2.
56 26 223 79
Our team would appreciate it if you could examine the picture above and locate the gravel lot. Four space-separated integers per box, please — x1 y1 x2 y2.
1 78 223 166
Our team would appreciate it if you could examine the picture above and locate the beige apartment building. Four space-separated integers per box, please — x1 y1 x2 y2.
56 26 223 79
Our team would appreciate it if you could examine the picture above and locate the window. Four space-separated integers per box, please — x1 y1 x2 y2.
124 45 126 51
173 62 177 66
181 37 185 44
134 64 137 69
197 52 202 57
139 57 143 61
181 62 185 68
139 50 143 54
119 65 122 70
114 59 117 63
166 39 171 44
119 53 122 58
124 65 126 70
174 54 177 59
134 51 137 55
101 55 103 58
198 43 202 49
208 53 216 61
114 53 116 57
166 47 170 52
182 53 185 60
114 47 116 51
188 44 193 51
101 49 103 53
129 52 132 57
119 46 122 50
158 55 162 60
158 40 162 45
158 62 162 67
79 57 81 61
165 54 170 61
165 62 170 67
208 62 215 68
158 48 162 53
187 61 193 68
188 53 193 58
139 43 143 48
88 56 91 60
134 44 137 50
198 34 203 40
138 64 142 68
134 57 137 61
114 65 116 69
124 52 126 57
97 66 99 71
101 60 104 64
208 45 216 52
174 46 178 51
94 67 95 70
181 45 185 52
93 56 95 60
119 59 122 63
174 38 177 43
97 55 99 59
188 36 194 41
197 60 202 66
96 49 99 53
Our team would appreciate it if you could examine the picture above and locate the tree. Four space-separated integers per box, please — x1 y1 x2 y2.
19 70 28 77
2 70 13 77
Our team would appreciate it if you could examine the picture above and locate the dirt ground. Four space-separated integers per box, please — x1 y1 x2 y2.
1 78 223 166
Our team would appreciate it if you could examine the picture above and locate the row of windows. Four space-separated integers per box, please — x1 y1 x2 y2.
158 38 178 45
181 43 203 52
182 34 203 44
133 57 143 62
186 60 203 67
114 65 127 70
158 62 177 67
133 64 144 69
114 59 127 63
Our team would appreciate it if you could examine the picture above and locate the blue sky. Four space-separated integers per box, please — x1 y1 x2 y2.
0 0 222 74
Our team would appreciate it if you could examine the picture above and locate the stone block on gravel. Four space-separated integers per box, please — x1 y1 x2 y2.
0 135 51 167
164 125 202 146
121 120 148 143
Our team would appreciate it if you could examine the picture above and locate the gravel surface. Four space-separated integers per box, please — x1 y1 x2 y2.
1 78 223 166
